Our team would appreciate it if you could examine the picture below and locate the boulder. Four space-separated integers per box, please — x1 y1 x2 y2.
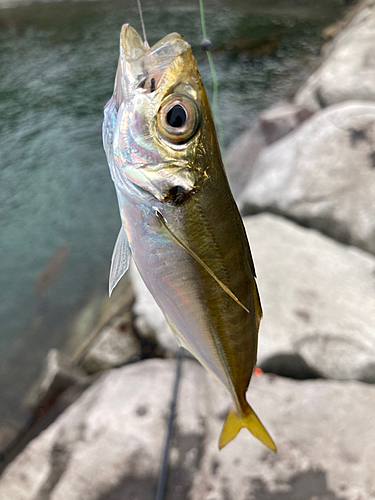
258 101 313 145
0 359 374 500
25 350 86 411
245 214 375 382
81 314 141 374
240 101 375 255
225 102 312 200
67 273 135 363
295 6 375 110
190 372 375 500
225 121 266 201
129 213 375 382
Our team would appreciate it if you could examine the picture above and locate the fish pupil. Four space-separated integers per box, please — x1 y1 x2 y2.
166 105 186 128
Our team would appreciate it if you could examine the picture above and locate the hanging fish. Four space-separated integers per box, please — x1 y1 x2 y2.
102 24 276 452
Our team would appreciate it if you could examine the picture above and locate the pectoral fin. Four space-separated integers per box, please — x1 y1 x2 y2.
155 209 249 313
219 405 276 452
109 226 131 297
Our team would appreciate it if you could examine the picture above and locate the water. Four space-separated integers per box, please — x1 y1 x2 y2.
0 0 344 451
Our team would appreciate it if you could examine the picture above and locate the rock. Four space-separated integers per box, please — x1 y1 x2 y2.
0 359 205 500
0 359 374 500
1 379 93 477
81 314 141 374
321 1 372 44
258 101 313 145
25 350 86 411
225 102 312 200
245 214 375 382
295 7 375 110
239 101 375 255
67 273 135 364
190 374 375 500
225 121 266 201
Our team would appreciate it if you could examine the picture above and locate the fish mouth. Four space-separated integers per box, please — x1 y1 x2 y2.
114 24 190 105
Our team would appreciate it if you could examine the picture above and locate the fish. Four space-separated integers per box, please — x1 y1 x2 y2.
102 24 276 452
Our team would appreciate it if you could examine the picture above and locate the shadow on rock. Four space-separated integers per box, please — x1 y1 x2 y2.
251 469 345 500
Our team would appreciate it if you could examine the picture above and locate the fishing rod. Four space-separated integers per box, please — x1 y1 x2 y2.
155 347 185 500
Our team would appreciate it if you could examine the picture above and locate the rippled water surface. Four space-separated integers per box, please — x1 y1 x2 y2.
0 0 344 451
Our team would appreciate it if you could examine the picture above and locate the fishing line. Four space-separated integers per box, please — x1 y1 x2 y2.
155 347 185 500
198 0 224 156
136 0 148 46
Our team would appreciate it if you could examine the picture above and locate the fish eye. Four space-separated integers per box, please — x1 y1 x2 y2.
157 94 200 145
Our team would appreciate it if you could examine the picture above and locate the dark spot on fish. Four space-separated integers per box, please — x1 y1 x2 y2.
369 150 375 169
167 104 187 128
150 77 155 93
233 457 241 466
166 185 189 205
349 128 367 147
135 405 148 417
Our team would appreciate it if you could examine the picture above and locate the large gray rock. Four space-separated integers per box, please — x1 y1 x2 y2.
225 102 312 200
130 213 375 382
81 314 141 374
246 214 375 382
295 6 375 111
25 349 86 411
240 101 375 255
67 273 135 363
225 121 266 201
258 101 313 145
0 359 374 500
190 373 375 500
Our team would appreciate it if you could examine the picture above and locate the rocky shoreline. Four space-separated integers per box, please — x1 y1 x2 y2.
1 1 375 499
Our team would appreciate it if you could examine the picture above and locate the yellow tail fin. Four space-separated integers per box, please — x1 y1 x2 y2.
219 405 277 452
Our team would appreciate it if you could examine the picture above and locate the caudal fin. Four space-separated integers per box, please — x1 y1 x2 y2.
219 405 276 452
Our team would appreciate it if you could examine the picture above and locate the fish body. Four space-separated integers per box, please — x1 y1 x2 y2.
103 25 275 452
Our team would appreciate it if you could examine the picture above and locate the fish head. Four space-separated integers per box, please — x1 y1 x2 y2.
103 24 220 205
